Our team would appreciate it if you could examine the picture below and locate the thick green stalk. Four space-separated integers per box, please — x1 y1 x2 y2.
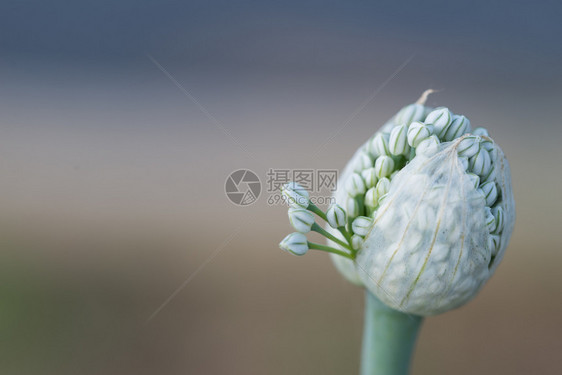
360 290 423 375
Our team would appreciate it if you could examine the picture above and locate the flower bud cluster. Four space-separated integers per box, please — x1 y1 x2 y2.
334 106 475 230
324 100 514 314
453 136 508 258
279 183 357 260
277 94 515 315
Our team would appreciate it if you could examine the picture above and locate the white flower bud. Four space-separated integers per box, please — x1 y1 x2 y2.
279 232 309 256
288 208 315 233
346 173 367 197
356 138 515 316
467 173 480 189
353 152 373 173
346 197 360 219
481 164 496 183
370 133 390 157
415 135 440 157
492 206 504 234
378 193 389 205
442 115 471 141
479 181 498 207
352 216 374 237
488 234 501 256
389 125 410 156
485 206 497 233
469 148 492 177
424 107 452 139
374 155 395 178
473 127 489 137
375 177 390 197
457 135 481 158
407 121 434 148
395 103 427 126
326 204 347 229
364 187 378 210
284 182 309 198
480 138 494 152
281 182 310 208
352 234 364 250
361 168 378 188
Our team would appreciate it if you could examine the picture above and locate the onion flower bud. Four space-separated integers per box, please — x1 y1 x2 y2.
288 208 315 233
375 178 390 201
351 235 364 250
346 173 367 197
479 181 498 207
469 147 492 177
492 206 504 234
457 135 481 158
361 168 378 189
346 197 360 219
389 125 410 156
279 232 309 256
352 216 374 237
415 135 441 157
364 187 378 211
394 103 427 126
369 133 391 157
374 155 395 178
467 173 481 189
281 182 310 209
353 152 373 173
326 204 347 229
425 107 452 139
485 207 497 233
442 115 471 141
407 121 434 148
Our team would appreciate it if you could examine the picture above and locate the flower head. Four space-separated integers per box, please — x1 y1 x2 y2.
322 93 515 315
278 92 515 316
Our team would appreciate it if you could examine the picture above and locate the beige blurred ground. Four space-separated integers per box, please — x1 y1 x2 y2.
1 61 562 375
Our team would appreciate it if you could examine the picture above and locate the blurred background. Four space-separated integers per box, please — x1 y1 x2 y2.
1 1 561 374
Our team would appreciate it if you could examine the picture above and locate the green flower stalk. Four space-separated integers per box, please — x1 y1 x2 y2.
277 91 515 374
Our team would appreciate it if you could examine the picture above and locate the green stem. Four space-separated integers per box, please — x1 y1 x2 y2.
338 226 354 247
409 147 416 161
311 223 353 251
307 242 353 260
357 197 365 217
307 203 328 221
360 290 423 375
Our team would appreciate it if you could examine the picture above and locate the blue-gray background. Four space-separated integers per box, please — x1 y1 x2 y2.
1 1 561 374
